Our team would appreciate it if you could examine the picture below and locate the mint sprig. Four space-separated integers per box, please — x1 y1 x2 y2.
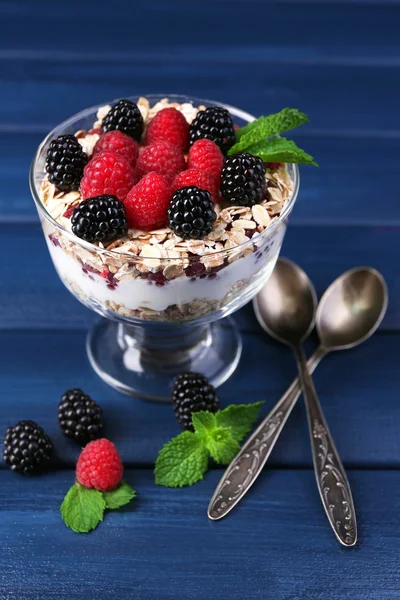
229 107 317 167
61 480 136 533
154 402 264 488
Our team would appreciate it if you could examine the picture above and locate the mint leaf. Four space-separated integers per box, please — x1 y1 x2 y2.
155 431 209 487
216 402 264 443
61 482 105 533
230 108 310 153
206 427 240 465
246 137 318 166
103 481 136 509
192 411 217 439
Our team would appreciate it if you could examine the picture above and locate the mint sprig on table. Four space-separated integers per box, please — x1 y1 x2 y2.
61 480 136 533
154 402 264 488
229 107 318 167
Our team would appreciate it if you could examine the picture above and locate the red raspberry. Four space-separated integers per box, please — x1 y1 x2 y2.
124 173 171 230
146 108 189 151
137 141 186 183
76 438 123 492
188 139 224 181
172 169 219 204
80 151 137 202
93 131 139 168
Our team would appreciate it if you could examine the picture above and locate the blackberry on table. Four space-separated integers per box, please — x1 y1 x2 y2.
3 420 53 474
101 99 144 142
172 372 220 431
45 134 88 192
220 152 266 207
58 388 103 446
189 106 236 154
167 186 217 240
71 195 128 244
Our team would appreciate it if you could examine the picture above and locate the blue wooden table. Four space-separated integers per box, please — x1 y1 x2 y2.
1 1 400 597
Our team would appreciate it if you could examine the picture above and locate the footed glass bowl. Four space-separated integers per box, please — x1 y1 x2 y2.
30 94 299 401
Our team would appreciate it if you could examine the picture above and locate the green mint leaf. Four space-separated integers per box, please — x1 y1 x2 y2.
230 108 310 153
103 481 136 510
60 482 105 533
246 137 318 166
155 431 209 487
216 402 264 443
192 411 217 439
206 427 240 465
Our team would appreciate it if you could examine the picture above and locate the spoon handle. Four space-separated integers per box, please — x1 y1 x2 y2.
294 344 357 547
208 347 325 520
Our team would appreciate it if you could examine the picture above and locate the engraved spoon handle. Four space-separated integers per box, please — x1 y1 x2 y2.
294 343 357 546
208 347 326 520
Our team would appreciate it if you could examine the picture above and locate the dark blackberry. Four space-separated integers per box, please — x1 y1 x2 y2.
3 420 53 474
172 372 220 431
101 99 144 142
220 152 266 206
167 186 217 240
189 106 236 154
58 388 103 446
71 195 128 244
45 134 88 191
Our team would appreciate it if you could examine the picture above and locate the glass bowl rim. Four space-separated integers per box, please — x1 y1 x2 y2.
30 93 300 263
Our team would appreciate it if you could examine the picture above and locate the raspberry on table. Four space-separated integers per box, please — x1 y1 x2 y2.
3 420 53 474
58 388 104 445
45 134 88 191
136 141 186 183
172 372 220 431
189 106 236 154
220 152 266 206
76 438 123 491
124 172 171 230
93 130 139 168
71 195 128 243
172 168 219 204
80 151 137 202
167 186 217 240
188 139 224 182
101 99 144 142
145 107 189 151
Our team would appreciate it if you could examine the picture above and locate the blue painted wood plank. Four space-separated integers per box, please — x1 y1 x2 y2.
1 63 399 134
1 223 398 330
0 469 400 599
0 329 398 468
3 133 400 225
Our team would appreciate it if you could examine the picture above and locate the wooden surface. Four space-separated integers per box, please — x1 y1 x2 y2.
1 1 400 598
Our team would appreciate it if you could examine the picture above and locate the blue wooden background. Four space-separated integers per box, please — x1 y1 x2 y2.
1 1 400 598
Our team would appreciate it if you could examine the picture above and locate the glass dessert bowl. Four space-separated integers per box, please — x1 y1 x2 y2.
30 94 299 401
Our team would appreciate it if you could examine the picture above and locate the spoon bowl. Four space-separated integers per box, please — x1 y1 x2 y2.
316 267 388 351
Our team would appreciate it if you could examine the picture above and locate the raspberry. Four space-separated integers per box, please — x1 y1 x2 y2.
188 139 224 181
136 141 186 183
124 172 171 230
80 151 137 202
76 438 123 492
172 169 219 204
146 107 189 151
93 131 139 168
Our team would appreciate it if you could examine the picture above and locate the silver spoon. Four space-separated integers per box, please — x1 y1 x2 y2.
208 261 388 545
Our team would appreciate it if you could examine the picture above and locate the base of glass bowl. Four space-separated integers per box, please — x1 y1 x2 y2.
86 317 242 402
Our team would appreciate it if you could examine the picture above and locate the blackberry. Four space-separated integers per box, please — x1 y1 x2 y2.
45 134 88 191
58 388 104 445
3 420 53 474
172 372 220 431
101 99 144 142
220 152 266 206
189 106 236 154
167 186 217 240
71 195 128 244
